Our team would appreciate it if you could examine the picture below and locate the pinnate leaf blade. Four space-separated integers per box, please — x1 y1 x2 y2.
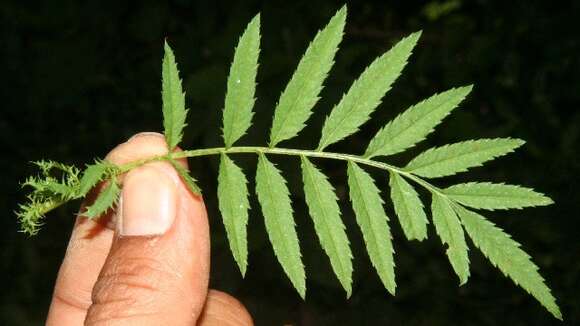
318 32 421 150
456 206 562 320
365 86 472 158
431 194 470 284
223 14 261 147
389 172 428 241
301 156 353 296
78 161 112 197
218 154 250 276
83 178 120 219
45 182 75 198
255 154 306 297
162 42 188 149
169 158 201 195
347 161 396 294
269 6 346 147
443 182 554 210
405 138 525 178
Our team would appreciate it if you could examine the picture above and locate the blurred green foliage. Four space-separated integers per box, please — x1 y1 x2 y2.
1 0 579 324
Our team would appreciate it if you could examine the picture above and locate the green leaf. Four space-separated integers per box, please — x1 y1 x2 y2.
443 182 554 210
218 154 250 276
365 86 472 158
456 206 562 320
22 176 69 199
431 194 470 284
162 41 188 150
45 182 75 198
83 178 120 219
389 172 428 241
255 154 305 297
222 14 261 148
169 158 201 195
17 197 64 236
405 138 525 178
301 156 353 296
347 161 396 294
318 32 421 150
269 6 346 147
78 161 112 197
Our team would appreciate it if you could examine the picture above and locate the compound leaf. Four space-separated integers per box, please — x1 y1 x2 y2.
318 32 421 150
365 86 472 158
301 156 352 296
223 14 261 148
255 154 305 297
431 193 470 284
347 161 396 294
389 172 428 241
162 41 188 150
405 138 525 178
443 182 554 210
169 158 201 195
456 206 562 320
218 154 250 276
15 8 561 320
269 6 346 147
83 178 120 219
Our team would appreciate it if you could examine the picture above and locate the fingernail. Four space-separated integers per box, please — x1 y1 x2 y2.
128 132 164 142
119 166 178 236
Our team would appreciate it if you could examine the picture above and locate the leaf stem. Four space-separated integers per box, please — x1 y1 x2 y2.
115 146 443 196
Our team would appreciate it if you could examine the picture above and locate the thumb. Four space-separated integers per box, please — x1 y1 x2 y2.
85 162 210 325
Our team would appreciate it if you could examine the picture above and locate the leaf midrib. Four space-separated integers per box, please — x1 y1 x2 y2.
437 197 461 252
270 26 339 146
303 159 349 284
224 35 257 147
163 54 182 147
393 175 422 239
259 157 301 279
320 57 400 150
407 142 514 172
350 164 386 268
222 157 245 262
368 95 456 157
449 192 538 200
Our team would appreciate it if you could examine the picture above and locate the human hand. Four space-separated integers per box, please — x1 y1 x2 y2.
46 132 253 325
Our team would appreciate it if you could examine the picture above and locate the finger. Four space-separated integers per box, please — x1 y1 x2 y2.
45 216 114 326
46 132 200 325
84 149 210 324
198 290 254 326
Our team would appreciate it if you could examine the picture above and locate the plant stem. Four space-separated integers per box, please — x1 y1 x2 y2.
117 146 443 195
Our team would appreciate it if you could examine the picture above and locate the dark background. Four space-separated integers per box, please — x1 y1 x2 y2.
1 0 578 325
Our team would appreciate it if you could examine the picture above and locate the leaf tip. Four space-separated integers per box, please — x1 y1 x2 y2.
345 287 353 299
455 84 474 97
239 263 248 278
513 138 526 147
298 286 306 300
330 5 347 29
249 12 261 27
163 39 173 55
553 309 563 321
410 30 423 41
387 283 396 296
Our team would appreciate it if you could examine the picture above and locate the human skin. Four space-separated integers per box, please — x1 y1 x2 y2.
46 132 253 326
